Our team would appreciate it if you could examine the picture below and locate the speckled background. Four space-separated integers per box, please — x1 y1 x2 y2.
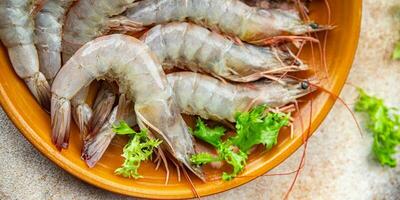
1 0 399 199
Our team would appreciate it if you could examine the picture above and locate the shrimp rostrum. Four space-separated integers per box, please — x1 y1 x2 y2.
115 0 326 45
141 22 307 82
83 72 315 167
0 0 51 109
51 34 204 180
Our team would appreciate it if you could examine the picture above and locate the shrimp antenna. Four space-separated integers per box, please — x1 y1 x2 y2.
283 97 313 199
155 148 170 185
322 0 332 82
181 164 200 199
287 75 363 137
310 82 363 137
256 35 319 46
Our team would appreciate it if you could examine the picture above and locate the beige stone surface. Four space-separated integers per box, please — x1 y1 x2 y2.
1 0 400 199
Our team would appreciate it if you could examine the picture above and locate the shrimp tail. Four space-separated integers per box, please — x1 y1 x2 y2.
83 95 135 168
24 72 51 111
51 95 71 150
107 16 145 33
7 44 51 110
88 85 116 137
82 107 117 168
72 103 92 140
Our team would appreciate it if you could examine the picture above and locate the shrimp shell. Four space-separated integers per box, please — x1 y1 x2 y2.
51 34 204 180
82 71 314 167
169 72 313 122
35 0 76 83
0 0 51 109
141 22 306 82
120 0 318 44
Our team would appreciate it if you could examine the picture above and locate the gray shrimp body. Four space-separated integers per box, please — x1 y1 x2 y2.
123 0 316 44
142 22 305 82
168 72 313 122
52 34 203 180
35 0 76 83
0 0 51 109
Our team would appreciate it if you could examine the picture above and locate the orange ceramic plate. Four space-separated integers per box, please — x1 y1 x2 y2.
0 0 361 199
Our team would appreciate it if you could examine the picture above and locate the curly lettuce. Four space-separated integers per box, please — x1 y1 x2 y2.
355 89 400 167
113 121 161 179
191 105 290 181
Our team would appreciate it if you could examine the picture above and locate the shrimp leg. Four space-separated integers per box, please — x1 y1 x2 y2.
0 0 51 109
52 34 204 180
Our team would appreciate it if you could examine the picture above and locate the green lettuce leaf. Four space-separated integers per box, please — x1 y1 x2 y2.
231 105 290 153
393 43 400 60
112 121 136 135
355 89 400 167
190 152 221 165
219 142 248 181
113 121 162 178
193 118 226 147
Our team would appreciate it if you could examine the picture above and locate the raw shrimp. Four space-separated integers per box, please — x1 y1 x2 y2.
141 22 307 82
0 0 51 109
82 71 314 167
35 0 76 83
51 34 204 180
116 0 323 45
169 72 314 122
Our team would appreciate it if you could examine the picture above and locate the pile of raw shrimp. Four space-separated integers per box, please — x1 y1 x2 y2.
0 0 330 188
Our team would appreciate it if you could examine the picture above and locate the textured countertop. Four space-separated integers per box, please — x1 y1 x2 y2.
1 0 399 199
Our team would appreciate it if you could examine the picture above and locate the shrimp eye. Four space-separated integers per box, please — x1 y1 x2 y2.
294 60 301 66
309 23 319 29
300 81 309 89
